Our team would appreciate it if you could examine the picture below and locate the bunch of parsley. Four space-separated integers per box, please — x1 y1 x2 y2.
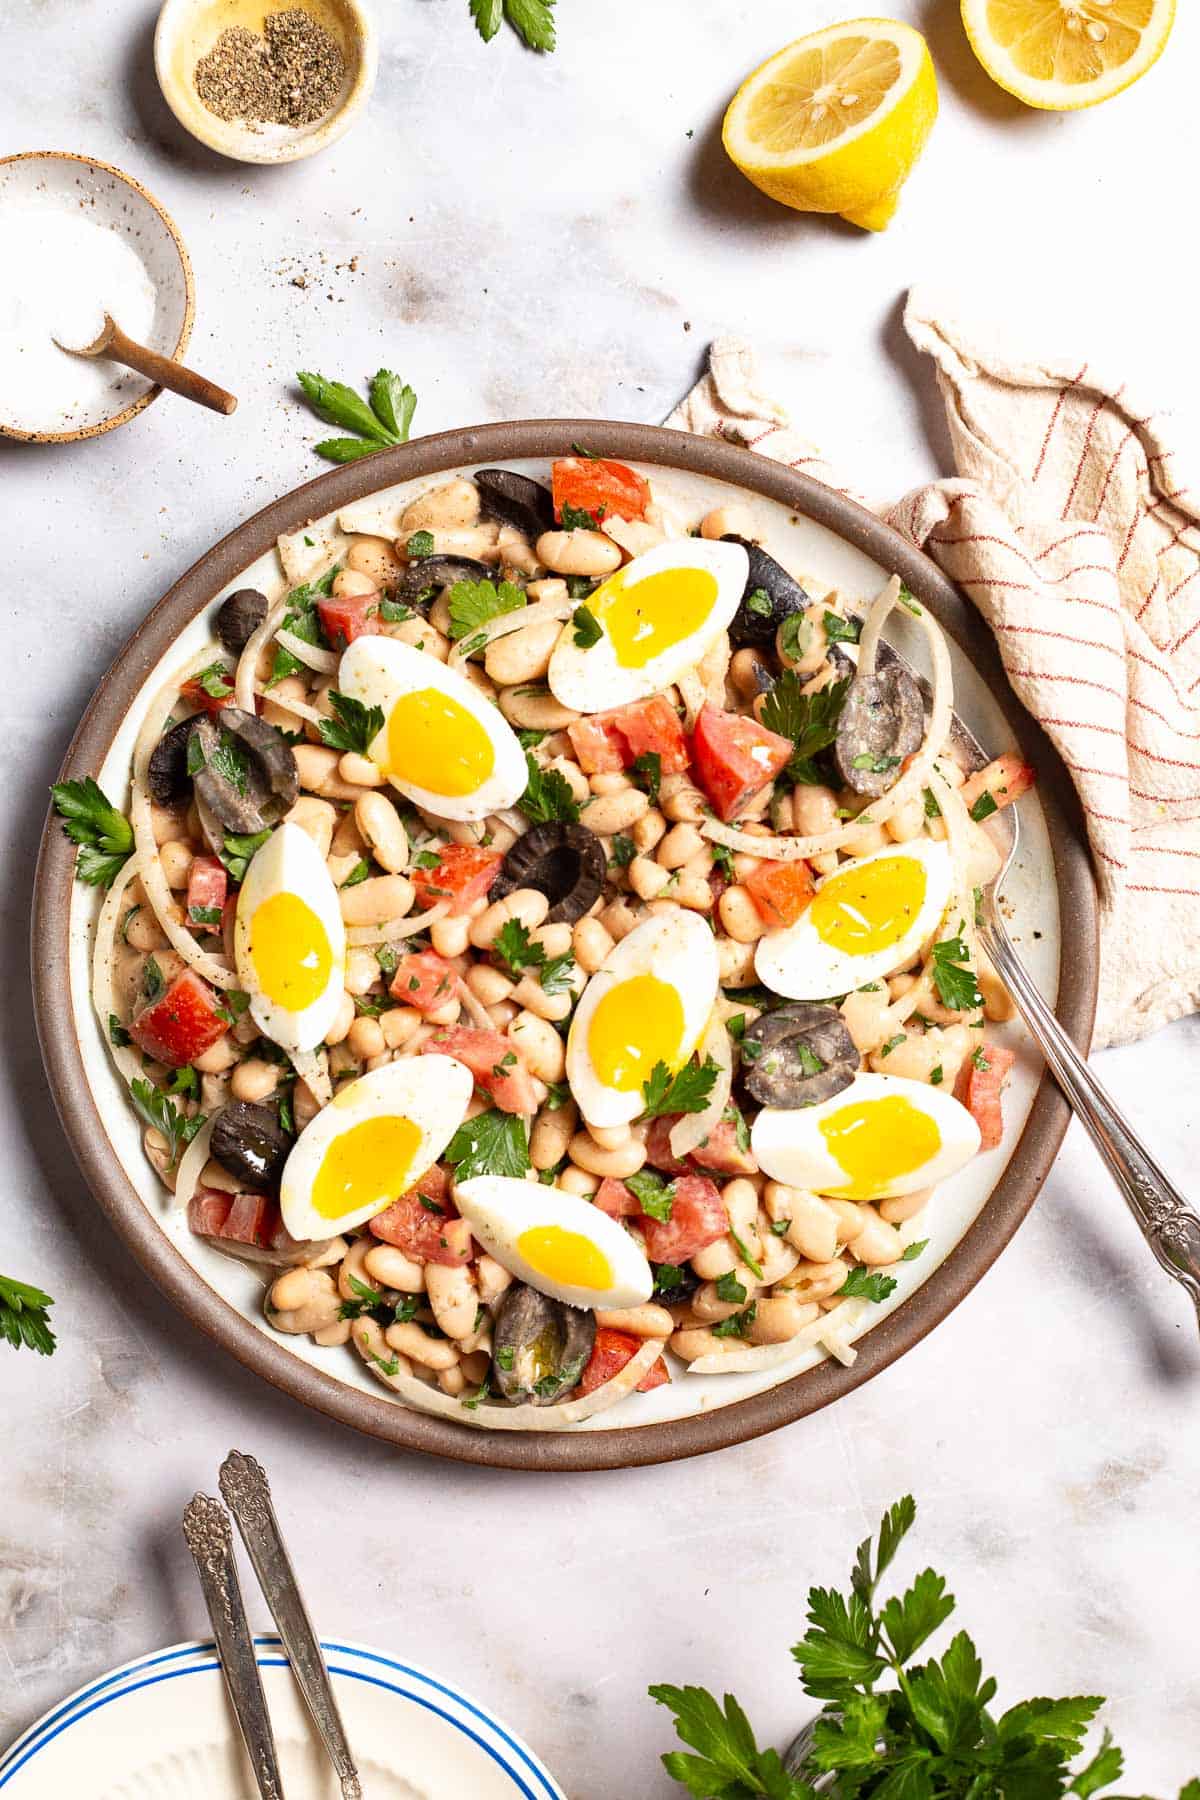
652 1497 1197 1799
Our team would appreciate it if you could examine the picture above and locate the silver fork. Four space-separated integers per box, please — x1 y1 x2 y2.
939 700 1200 1327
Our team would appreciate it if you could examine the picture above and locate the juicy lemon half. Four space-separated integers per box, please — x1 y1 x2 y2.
960 0 1175 110
722 19 938 232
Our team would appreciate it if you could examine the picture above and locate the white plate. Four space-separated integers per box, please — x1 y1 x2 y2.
64 456 1061 1436
0 1637 565 1799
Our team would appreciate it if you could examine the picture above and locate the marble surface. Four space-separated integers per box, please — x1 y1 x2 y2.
3 0 1200 1790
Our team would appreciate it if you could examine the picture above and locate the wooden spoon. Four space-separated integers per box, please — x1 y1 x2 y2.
54 312 237 416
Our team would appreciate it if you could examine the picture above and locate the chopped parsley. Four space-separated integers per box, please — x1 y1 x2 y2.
715 1270 747 1305
901 1239 929 1262
759 671 850 785
970 790 999 823
712 1301 757 1339
630 751 662 806
624 1169 676 1221
609 834 637 869
219 827 272 882
822 610 861 645
852 751 902 775
519 751 580 825
559 501 605 530
318 691 385 755
840 1266 899 1303
972 1045 991 1072
931 930 983 1013
406 530 435 557
444 1108 531 1181
744 588 772 618
640 1056 720 1120
571 604 603 648
447 577 526 643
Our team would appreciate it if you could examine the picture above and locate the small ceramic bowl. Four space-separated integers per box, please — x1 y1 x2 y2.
0 153 194 445
154 0 378 165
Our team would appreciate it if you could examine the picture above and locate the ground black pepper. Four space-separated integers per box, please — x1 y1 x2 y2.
194 8 345 128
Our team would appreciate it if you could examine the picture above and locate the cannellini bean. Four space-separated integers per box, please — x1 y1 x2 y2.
339 751 385 789
386 1320 461 1370
337 1237 382 1301
430 913 472 958
828 1200 869 1243
387 617 450 661
764 1183 839 1264
756 1224 800 1286
536 529 622 578
292 743 362 800
343 948 382 996
573 916 614 973
568 1131 646 1179
656 822 705 870
400 479 480 535
363 1243 426 1292
332 568 376 598
529 921 573 959
467 963 515 1006
629 855 671 901
631 807 667 853
380 1005 423 1049
230 1058 280 1103
670 1327 743 1362
716 934 756 985
476 1254 514 1306
508 1010 566 1082
840 986 892 1055
347 534 404 589
471 887 550 949
530 1098 577 1170
692 1277 759 1324
674 873 713 913
124 907 169 953
730 647 774 701
484 615 561 686
700 504 753 541
267 1267 341 1334
558 1163 599 1196
339 875 415 927
978 955 1015 1022
719 884 766 942
423 525 499 562
426 1262 479 1339
150 802 188 846
546 757 590 805
879 1186 932 1225
582 788 650 836
886 795 927 843
747 1296 820 1344
194 1037 236 1074
347 1015 385 1060
594 1304 675 1338
313 1320 352 1347
159 839 194 889
286 795 338 859
851 1213 905 1266
507 972 574 1022
497 686 579 732
293 1079 321 1129
777 1258 850 1303
590 770 631 797
598 896 641 942
839 818 890 858
438 1363 467 1396
659 775 707 824
352 1317 414 1383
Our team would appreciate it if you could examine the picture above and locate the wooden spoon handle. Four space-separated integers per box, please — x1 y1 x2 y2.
106 321 238 416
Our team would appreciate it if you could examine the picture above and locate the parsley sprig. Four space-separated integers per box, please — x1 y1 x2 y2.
51 778 134 888
641 1057 720 1121
931 930 984 1014
652 1497 1195 1799
297 368 417 464
448 578 526 651
759 674 850 786
468 0 555 51
130 1078 206 1169
519 751 580 825
317 691 385 756
0 1274 57 1357
444 1108 531 1182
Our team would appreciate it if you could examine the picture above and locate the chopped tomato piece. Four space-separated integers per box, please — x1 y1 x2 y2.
410 844 503 914
567 715 627 775
961 753 1036 818
643 1117 692 1175
186 856 228 927
567 697 690 777
130 969 230 1069
369 1168 472 1265
690 705 792 822
956 1042 1016 1150
594 1177 641 1219
637 1173 728 1264
743 858 815 929
188 1187 233 1238
180 671 236 715
552 457 650 525
644 1115 756 1178
578 1327 670 1396
390 950 458 1015
317 591 381 650
220 1193 274 1247
422 1027 540 1114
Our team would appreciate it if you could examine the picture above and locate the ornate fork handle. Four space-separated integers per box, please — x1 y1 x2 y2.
978 912 1200 1326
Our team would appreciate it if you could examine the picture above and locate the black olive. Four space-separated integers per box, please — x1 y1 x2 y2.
491 1284 596 1405
148 716 197 805
834 661 925 799
723 535 812 649
742 1003 860 1109
190 708 299 836
475 468 555 541
652 1264 700 1307
491 821 606 924
215 588 268 655
397 555 494 606
210 1101 290 1193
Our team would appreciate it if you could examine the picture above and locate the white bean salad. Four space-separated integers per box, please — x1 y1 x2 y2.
67 456 1035 1430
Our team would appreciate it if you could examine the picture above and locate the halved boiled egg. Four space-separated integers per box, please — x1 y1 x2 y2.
751 1070 981 1200
454 1175 654 1310
339 636 526 822
566 909 719 1130
280 1056 473 1241
234 822 346 1054
547 537 749 713
755 840 952 1000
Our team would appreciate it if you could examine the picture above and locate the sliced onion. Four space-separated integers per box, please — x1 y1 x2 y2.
492 806 530 838
275 628 338 676
445 593 573 673
236 598 287 712
701 594 955 863
455 978 495 1031
685 1298 863 1375
345 902 448 947
855 575 902 681
277 524 345 588
254 684 325 726
677 666 706 732
130 654 236 988
174 1115 217 1215
292 1046 332 1107
90 853 148 1085
352 1322 664 1429
669 1015 732 1161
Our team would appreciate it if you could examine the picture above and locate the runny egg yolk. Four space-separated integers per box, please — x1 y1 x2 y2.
587 974 685 1091
592 565 719 668
809 855 927 957
385 688 495 797
819 1095 940 1199
516 1225 613 1292
311 1115 422 1221
250 892 334 1011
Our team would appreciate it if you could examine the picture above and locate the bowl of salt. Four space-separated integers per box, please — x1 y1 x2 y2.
0 153 195 444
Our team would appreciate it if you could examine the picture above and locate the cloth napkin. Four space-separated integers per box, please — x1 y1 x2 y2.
665 296 1200 1049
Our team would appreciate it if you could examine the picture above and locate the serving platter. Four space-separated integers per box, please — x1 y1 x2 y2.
31 420 1099 1470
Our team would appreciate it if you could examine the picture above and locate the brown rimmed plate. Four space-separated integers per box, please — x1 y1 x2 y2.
31 421 1099 1470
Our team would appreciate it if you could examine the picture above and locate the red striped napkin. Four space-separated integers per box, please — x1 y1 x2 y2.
667 299 1200 1046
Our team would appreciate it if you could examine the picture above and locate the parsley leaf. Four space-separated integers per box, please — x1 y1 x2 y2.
759 673 850 786
624 1169 676 1220
444 1108 531 1182
51 777 134 888
317 691 385 756
901 1238 929 1262
840 1266 898 1303
640 1057 720 1120
108 1013 131 1049
0 1273 57 1357
492 919 544 978
631 751 662 807
851 751 902 775
745 588 773 618
195 660 234 700
822 610 861 645
447 577 525 643
129 1078 206 1169
711 1300 757 1339
219 827 272 883
406 529 435 558
560 500 604 530
610 834 637 869
469 0 556 51
298 368 416 464
715 1270 747 1305
649 1685 809 1800
931 931 984 1013
970 789 999 823
520 751 579 824
572 603 603 648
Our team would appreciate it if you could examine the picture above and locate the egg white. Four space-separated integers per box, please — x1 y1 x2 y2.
547 537 749 713
339 635 527 822
751 1070 981 1200
755 839 953 1000
233 822 346 1055
566 908 720 1130
280 1055 473 1241
454 1175 654 1310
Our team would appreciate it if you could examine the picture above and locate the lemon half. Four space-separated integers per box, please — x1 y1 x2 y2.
722 19 938 232
960 0 1175 110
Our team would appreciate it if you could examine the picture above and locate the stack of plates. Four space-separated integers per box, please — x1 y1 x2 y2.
0 1637 565 1798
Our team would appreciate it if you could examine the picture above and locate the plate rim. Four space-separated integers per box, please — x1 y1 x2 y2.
30 418 1100 1471
0 1633 565 1797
